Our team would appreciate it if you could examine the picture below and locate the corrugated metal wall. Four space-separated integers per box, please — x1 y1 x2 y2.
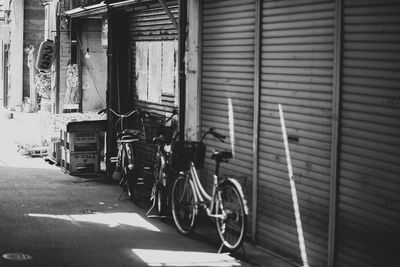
128 0 178 112
335 1 400 266
201 0 255 232
199 0 400 266
259 0 335 266
126 0 178 184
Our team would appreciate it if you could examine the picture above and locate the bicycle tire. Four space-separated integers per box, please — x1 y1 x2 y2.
171 175 198 234
122 144 136 200
153 153 167 215
215 180 247 250
157 184 168 215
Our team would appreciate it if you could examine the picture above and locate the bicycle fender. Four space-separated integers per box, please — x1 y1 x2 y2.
160 155 167 186
125 144 135 167
220 178 249 215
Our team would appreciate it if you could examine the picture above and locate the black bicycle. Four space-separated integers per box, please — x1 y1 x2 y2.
99 107 147 200
144 109 178 217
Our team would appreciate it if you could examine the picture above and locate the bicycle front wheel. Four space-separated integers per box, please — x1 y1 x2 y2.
215 181 247 250
171 175 197 235
122 144 136 200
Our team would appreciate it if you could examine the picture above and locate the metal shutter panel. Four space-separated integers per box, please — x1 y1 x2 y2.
336 1 400 266
259 0 335 266
201 0 255 231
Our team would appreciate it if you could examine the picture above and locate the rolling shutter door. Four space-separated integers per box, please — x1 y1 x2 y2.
201 0 255 230
336 1 400 266
259 1 335 266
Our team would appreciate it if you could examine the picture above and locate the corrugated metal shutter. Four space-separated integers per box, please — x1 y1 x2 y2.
336 1 400 266
201 0 255 230
259 0 335 266
126 0 178 184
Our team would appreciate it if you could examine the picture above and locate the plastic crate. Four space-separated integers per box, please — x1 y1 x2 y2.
61 148 100 175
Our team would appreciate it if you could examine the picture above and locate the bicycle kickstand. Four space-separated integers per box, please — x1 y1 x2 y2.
218 243 225 254
217 243 247 255
118 187 126 201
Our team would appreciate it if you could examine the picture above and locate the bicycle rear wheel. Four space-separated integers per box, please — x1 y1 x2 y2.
153 153 167 215
215 181 247 250
171 175 197 234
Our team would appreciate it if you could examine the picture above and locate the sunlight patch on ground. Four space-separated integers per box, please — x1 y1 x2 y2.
27 212 160 232
132 249 241 267
0 114 54 169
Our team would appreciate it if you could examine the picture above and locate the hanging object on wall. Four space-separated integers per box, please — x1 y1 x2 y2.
101 15 108 48
64 63 81 109
36 39 56 72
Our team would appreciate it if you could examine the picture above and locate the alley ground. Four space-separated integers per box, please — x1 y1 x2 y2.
0 111 294 267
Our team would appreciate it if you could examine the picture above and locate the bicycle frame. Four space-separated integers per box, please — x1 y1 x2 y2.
186 161 225 219
171 127 248 251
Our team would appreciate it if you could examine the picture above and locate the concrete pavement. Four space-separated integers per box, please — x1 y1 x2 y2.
0 111 295 267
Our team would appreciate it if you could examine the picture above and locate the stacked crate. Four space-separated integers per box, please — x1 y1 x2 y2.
60 130 101 175
59 118 106 175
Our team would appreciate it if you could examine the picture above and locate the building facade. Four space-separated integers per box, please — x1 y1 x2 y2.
56 1 400 266
0 0 46 110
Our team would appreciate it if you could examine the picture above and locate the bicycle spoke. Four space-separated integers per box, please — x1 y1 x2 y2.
215 182 246 250
171 176 197 234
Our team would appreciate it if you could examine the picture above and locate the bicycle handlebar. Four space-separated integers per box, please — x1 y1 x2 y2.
98 107 142 118
164 108 178 123
201 127 226 143
145 108 178 125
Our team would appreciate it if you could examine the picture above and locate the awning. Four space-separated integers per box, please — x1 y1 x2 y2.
65 0 137 18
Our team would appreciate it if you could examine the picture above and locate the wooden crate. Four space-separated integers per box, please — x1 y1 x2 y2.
61 148 100 175
60 130 100 152
48 141 61 165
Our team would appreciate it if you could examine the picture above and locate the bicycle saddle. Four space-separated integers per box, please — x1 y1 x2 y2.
118 129 140 139
152 136 168 145
211 151 233 162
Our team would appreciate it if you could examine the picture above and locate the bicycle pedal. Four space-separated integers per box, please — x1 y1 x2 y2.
198 202 207 208
110 157 118 163
143 166 151 170
136 177 145 186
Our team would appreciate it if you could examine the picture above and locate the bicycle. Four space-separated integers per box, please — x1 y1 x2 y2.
98 107 146 201
144 109 178 217
170 127 248 251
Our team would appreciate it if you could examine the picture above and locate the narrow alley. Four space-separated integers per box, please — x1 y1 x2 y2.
0 112 292 267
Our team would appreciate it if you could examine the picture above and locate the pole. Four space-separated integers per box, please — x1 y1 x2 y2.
55 3 61 113
178 0 187 143
106 5 115 178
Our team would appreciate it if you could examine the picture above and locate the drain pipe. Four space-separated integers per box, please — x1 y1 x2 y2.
178 0 187 143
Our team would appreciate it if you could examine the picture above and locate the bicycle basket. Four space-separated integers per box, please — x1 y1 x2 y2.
172 141 206 169
143 117 174 144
